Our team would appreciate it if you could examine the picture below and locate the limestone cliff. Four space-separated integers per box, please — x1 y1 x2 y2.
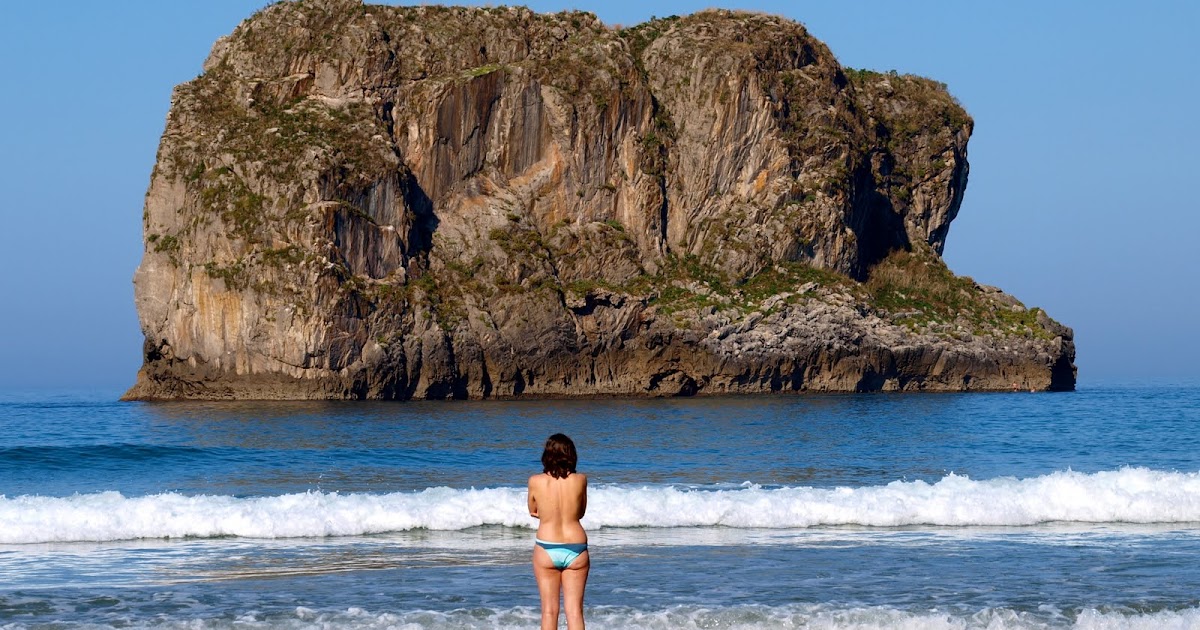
125 0 1076 400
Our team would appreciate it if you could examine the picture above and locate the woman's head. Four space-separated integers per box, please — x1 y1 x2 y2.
541 433 577 479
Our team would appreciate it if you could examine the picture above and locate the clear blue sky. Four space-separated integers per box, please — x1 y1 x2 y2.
1 1 1196 391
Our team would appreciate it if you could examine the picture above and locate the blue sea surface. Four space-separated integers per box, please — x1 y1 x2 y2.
1 386 1198 628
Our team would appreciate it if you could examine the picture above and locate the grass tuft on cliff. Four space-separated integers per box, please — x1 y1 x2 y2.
866 245 1051 340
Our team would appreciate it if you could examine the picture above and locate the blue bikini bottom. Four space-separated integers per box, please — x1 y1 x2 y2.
535 538 588 569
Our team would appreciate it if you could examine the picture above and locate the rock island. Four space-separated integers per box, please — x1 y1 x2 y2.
125 0 1076 400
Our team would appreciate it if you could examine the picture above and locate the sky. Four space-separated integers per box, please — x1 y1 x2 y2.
1 1 1196 391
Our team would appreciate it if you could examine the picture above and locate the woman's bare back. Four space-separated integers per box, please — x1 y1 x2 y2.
530 434 588 630
527 472 588 543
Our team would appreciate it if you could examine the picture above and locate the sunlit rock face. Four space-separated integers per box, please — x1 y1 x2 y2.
125 0 1074 400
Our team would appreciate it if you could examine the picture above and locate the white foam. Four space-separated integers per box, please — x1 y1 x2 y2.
2 604 1197 629
3 468 1200 544
0 486 531 544
595 467 1200 529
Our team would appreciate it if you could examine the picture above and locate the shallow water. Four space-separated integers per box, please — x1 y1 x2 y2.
1 386 1198 628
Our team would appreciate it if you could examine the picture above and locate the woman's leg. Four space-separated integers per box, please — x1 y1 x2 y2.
533 546 562 630
560 550 590 630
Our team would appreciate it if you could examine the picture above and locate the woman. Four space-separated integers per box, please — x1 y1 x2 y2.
528 433 589 630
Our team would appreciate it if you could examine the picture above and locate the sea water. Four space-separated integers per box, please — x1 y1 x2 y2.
1 386 1198 629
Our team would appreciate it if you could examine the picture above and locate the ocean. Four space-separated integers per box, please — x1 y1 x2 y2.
1 386 1198 629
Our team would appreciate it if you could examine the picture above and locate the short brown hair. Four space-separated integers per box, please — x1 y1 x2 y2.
541 433 577 479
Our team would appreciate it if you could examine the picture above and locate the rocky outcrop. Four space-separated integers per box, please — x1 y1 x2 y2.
124 0 1075 400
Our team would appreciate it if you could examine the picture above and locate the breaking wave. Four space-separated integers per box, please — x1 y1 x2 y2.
3 467 1199 544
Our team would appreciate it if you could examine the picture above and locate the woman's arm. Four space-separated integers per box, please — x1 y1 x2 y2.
527 476 539 519
577 474 587 519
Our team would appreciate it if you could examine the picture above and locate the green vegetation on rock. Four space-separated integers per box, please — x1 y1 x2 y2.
866 245 1050 339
